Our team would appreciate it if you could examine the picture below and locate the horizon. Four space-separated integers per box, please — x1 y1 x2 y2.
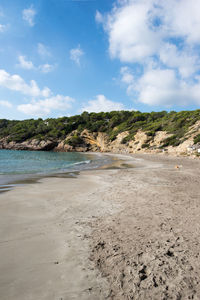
0 0 200 120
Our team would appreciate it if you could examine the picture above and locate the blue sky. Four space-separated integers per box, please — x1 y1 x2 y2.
0 0 200 120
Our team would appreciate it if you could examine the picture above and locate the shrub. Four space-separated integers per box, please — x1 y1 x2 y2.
162 135 181 147
194 134 200 144
141 143 150 148
66 135 84 147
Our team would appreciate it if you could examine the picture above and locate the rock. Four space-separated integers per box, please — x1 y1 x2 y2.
0 138 57 151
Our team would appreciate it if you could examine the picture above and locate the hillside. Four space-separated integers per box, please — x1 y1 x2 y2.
0 110 200 156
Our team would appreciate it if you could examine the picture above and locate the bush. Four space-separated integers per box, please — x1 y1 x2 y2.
162 135 181 147
66 135 84 147
141 143 150 148
146 131 156 137
194 134 200 144
121 134 135 144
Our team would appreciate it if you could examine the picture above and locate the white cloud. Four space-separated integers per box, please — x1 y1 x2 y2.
120 66 134 84
160 0 200 44
18 95 74 117
121 67 200 107
0 68 75 117
105 1 160 63
159 44 200 78
37 43 51 58
22 6 36 27
95 10 104 24
0 69 51 97
102 0 200 64
0 100 12 108
18 55 35 70
39 63 55 73
17 54 54 73
70 45 84 65
137 69 186 106
0 24 6 32
81 94 125 113
99 0 200 107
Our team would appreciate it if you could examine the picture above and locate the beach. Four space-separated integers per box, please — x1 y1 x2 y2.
0 154 200 299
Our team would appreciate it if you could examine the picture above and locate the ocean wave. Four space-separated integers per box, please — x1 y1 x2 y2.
72 160 91 166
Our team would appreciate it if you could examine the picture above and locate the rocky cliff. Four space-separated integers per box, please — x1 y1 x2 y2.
0 138 58 151
1 120 200 157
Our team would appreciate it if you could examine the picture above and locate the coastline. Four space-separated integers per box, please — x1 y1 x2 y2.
0 154 200 299
0 151 115 193
0 151 137 194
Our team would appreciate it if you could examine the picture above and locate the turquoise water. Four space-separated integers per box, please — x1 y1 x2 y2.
0 150 113 192
0 150 95 175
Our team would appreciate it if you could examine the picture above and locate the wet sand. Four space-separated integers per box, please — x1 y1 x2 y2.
0 171 114 300
0 154 200 299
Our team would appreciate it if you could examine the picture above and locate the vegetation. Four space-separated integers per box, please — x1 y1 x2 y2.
194 134 200 144
141 143 150 149
0 109 200 146
65 134 84 147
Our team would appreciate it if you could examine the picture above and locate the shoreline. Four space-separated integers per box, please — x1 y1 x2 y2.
0 151 137 194
0 154 200 299
0 151 114 193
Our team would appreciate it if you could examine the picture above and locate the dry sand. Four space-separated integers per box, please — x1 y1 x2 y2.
91 154 200 300
0 154 200 299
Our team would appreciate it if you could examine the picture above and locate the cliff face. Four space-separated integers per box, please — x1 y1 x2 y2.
54 130 110 152
53 129 171 154
1 123 200 157
0 138 58 151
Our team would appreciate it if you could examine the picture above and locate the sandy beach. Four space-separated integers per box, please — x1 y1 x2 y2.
0 154 200 299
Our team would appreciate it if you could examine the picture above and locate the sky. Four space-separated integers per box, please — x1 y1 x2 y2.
0 0 200 120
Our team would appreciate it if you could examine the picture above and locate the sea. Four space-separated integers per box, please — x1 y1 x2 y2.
0 149 113 192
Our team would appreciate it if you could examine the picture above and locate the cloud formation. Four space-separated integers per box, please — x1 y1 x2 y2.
39 63 55 73
17 55 54 74
99 0 200 107
18 55 35 70
0 100 12 108
37 43 51 58
22 6 36 27
0 69 51 97
121 67 200 106
18 95 74 117
81 94 125 113
0 69 75 117
95 10 104 24
70 45 84 65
